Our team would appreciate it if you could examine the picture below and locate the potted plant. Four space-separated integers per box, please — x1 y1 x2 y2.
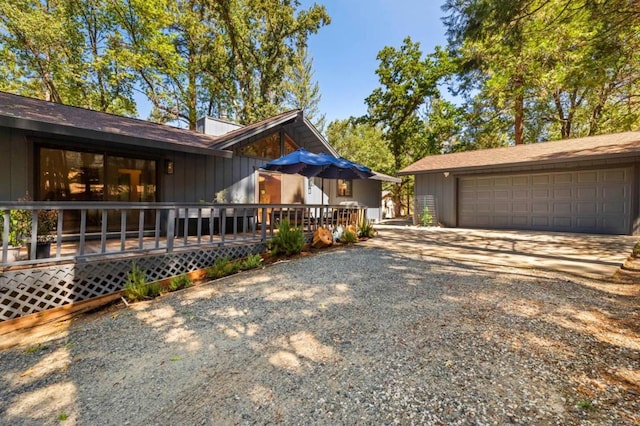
0 211 25 262
14 194 58 259
28 208 58 259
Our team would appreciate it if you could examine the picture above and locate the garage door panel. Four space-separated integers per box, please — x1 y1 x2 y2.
603 169 627 182
602 202 626 214
576 202 597 214
577 187 597 199
512 176 528 186
553 217 572 227
554 173 572 184
494 203 511 213
533 189 550 198
532 202 549 213
532 175 551 185
512 216 529 226
576 217 597 228
494 216 510 226
554 203 571 214
494 190 510 199
476 178 493 187
477 190 493 200
458 167 631 234
513 189 529 199
554 188 572 199
532 217 550 226
577 171 598 183
603 186 625 200
512 202 529 213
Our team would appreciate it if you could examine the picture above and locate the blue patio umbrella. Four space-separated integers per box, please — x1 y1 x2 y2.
261 148 335 177
262 148 375 209
316 153 374 179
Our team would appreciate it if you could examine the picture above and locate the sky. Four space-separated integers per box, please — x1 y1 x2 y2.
300 0 449 124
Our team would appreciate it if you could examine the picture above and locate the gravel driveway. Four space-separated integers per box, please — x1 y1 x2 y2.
1 229 639 425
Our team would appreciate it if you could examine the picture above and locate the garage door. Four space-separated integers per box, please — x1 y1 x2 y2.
458 168 632 234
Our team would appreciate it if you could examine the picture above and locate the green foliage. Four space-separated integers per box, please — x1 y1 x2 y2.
632 241 640 258
576 400 596 411
340 230 357 244
326 119 394 177
169 274 192 291
442 0 640 145
269 219 304 256
366 38 448 172
25 343 48 354
123 262 149 302
147 282 162 298
283 46 326 132
239 253 263 271
0 210 23 246
57 412 69 421
206 256 240 279
421 207 434 227
357 220 376 238
0 0 330 128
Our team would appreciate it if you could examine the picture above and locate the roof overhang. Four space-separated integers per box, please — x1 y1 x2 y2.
370 172 401 183
0 115 232 158
399 133 640 176
398 150 640 176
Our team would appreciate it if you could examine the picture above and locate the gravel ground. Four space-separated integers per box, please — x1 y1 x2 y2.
1 241 639 425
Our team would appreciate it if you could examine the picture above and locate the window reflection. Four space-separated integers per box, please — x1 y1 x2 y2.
337 179 353 197
238 132 298 159
38 147 157 232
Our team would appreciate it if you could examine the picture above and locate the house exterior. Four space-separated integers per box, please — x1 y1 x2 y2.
0 91 392 222
400 132 640 235
0 91 396 323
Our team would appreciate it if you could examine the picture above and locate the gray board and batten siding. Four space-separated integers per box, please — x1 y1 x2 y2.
413 160 640 235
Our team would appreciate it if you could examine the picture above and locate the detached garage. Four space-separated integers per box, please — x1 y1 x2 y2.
400 132 640 235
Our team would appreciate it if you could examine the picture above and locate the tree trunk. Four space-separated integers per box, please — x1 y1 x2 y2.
514 81 524 145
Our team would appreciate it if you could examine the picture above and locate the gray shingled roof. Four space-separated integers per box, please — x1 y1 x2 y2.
399 132 640 175
0 91 231 157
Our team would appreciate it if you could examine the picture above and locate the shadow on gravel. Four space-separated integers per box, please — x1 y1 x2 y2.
1 244 639 424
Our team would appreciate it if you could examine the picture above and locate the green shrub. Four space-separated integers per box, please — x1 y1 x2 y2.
632 241 640 257
169 274 192 291
147 282 162 298
123 262 149 301
341 230 357 244
269 219 304 256
240 253 263 270
357 220 376 238
206 256 240 279
421 206 434 226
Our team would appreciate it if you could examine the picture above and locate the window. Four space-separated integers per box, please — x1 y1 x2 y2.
38 146 157 232
238 132 298 160
39 147 156 202
337 179 353 197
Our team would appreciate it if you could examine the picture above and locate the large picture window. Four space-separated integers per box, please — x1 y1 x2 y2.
38 146 157 232
38 147 156 202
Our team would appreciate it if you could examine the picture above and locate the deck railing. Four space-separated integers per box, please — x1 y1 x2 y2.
0 202 365 267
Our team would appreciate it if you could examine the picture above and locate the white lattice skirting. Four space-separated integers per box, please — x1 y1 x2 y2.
0 242 266 322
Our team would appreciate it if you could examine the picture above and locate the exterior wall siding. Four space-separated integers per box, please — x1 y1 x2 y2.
415 172 457 227
0 126 31 200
